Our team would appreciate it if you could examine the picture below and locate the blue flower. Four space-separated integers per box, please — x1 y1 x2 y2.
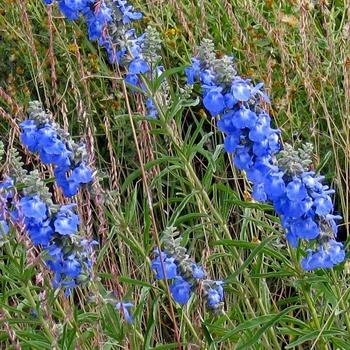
62 255 81 277
248 114 271 142
204 281 224 310
71 163 93 184
313 195 333 216
253 139 271 157
169 276 192 304
223 131 241 153
0 177 14 199
54 205 80 235
36 125 57 147
115 0 143 24
224 93 238 109
47 243 63 260
302 172 324 192
325 214 342 234
233 107 258 129
0 220 9 236
20 120 39 152
246 156 276 183
301 240 345 270
275 195 309 218
252 183 267 202
128 58 149 74
63 280 77 297
207 288 221 306
289 217 319 240
231 79 251 101
203 88 225 117
39 137 72 168
85 3 112 41
233 146 253 170
285 231 298 248
58 0 81 20
55 164 92 198
267 130 280 153
55 171 80 198
26 219 54 245
115 302 134 324
20 195 47 221
263 172 285 200
124 74 140 90
185 58 201 85
217 111 237 133
146 98 158 118
151 251 177 279
187 43 346 270
286 178 308 201
191 263 205 279
328 240 346 264
200 69 216 86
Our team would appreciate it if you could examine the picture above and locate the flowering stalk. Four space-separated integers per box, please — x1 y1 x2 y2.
0 105 97 297
20 101 93 197
185 39 346 271
42 0 167 117
151 226 224 312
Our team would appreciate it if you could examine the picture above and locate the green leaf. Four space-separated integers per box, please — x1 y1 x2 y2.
118 276 160 291
152 65 187 92
144 297 158 349
223 236 280 282
216 305 300 346
285 329 346 348
151 343 187 350
212 239 290 264
121 157 180 193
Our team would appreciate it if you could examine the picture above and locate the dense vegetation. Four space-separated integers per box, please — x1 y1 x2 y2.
1 0 350 349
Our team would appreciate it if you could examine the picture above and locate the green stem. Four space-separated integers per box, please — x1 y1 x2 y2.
140 78 280 348
289 248 328 350
23 285 57 346
330 270 350 332
4 241 57 347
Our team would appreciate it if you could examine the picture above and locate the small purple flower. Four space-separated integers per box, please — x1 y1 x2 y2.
115 302 134 324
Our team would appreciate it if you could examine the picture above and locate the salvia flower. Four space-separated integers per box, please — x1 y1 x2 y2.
151 250 177 279
203 280 225 314
19 192 95 296
7 124 96 296
20 101 93 197
186 39 345 270
169 276 192 305
115 301 134 324
150 227 223 313
42 0 168 119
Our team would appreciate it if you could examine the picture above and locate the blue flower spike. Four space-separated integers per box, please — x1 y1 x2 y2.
185 39 346 271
